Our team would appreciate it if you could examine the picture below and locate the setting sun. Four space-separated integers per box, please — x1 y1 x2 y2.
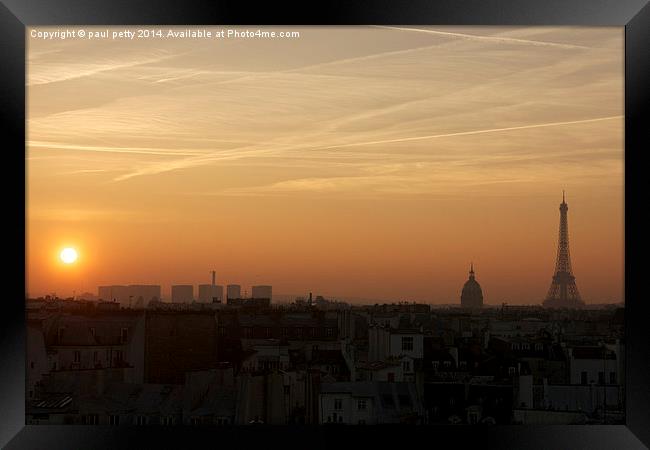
60 247 78 264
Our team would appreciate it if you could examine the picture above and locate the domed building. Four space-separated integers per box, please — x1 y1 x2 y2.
460 263 483 308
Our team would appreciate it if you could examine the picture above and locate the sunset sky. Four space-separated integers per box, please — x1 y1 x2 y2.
26 26 624 304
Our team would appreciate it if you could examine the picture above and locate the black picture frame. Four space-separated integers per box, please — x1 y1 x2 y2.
1 0 648 448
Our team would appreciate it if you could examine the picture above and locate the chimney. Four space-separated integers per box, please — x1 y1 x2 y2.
211 271 216 286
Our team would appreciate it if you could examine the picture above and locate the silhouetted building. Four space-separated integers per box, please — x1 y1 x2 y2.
144 311 218 384
319 382 424 424
227 285 241 300
25 286 624 426
98 285 161 308
171 285 194 304
198 284 223 303
460 264 483 308
251 285 272 302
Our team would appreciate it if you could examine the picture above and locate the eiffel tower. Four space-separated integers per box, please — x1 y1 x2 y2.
543 192 585 308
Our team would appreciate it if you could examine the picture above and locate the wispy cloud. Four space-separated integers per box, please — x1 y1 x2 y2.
107 115 621 182
29 207 139 222
28 26 623 195
27 141 210 156
28 50 180 86
57 168 114 175
375 26 590 50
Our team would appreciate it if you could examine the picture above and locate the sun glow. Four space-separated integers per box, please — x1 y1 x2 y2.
60 247 78 264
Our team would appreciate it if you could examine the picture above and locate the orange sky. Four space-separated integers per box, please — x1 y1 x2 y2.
26 26 624 304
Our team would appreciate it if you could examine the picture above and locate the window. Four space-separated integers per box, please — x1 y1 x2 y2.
610 372 617 384
162 416 174 426
86 414 99 425
89 327 95 338
459 361 467 370
74 351 81 363
109 415 120 425
358 419 366 425
387 372 395 382
403 360 411 372
326 328 334 337
402 337 414 351
535 343 544 351
508 366 516 376
334 399 342 410
284 385 290 395
58 327 65 343
512 343 520 350
357 399 367 410
120 328 128 344
114 350 124 365
265 327 272 338
598 371 605 385
398 394 411 407
219 327 227 337
30 361 34 369
136 415 147 426
443 361 451 368
432 361 439 370
581 371 588 385
93 351 99 363
522 343 530 350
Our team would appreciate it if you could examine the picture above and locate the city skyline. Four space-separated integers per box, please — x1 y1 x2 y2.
27 26 624 304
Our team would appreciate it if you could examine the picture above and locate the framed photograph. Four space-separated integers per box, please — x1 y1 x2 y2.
2 0 648 448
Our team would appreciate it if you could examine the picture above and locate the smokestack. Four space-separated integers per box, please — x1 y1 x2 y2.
211 271 216 286
309 292 313 306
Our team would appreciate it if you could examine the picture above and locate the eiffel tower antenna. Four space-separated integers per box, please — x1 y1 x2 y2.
543 192 584 308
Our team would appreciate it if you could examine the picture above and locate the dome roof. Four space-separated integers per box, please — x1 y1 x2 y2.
462 278 482 296
460 264 483 308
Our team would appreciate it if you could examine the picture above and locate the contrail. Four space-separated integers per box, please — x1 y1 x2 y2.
27 51 181 86
106 115 622 182
167 42 455 92
375 26 590 50
27 141 207 156
319 115 623 150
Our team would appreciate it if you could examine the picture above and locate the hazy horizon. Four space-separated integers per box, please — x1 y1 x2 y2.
27 26 624 304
